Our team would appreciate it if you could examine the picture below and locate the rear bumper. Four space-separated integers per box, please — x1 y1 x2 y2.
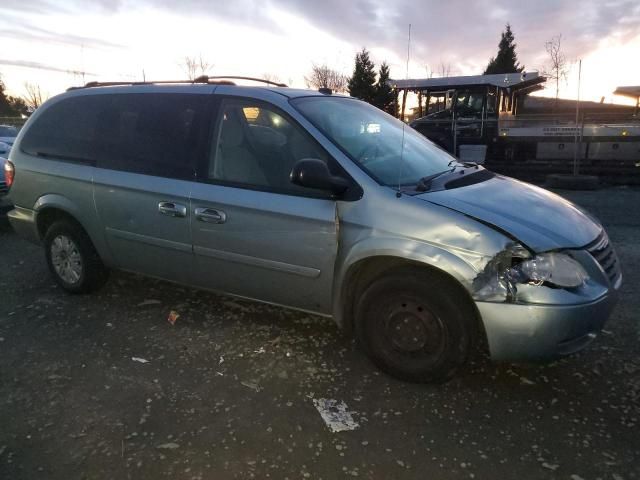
7 206 40 244
477 292 618 362
0 194 12 214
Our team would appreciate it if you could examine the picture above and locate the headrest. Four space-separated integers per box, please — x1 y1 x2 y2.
220 114 244 148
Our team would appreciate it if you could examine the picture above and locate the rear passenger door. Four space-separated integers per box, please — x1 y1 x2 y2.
92 92 211 283
189 97 339 314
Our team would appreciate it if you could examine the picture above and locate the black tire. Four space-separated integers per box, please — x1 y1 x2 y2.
44 219 109 293
354 269 475 383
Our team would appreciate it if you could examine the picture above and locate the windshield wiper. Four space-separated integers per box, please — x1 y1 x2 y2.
448 159 479 168
416 167 456 192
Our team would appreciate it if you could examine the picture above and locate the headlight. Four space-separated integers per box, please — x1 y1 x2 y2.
473 245 589 301
511 252 588 288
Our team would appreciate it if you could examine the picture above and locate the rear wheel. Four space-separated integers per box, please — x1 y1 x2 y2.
44 220 109 293
355 269 475 383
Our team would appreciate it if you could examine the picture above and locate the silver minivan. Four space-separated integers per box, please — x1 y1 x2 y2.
4 79 621 382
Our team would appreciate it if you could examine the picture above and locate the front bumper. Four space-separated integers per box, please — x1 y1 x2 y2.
7 206 40 244
477 292 618 362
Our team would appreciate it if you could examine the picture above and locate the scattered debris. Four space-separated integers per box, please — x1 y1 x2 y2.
218 356 224 365
138 299 162 307
520 376 536 385
254 347 266 354
313 398 359 433
167 310 180 326
541 462 559 471
156 442 180 450
131 357 150 364
241 380 261 392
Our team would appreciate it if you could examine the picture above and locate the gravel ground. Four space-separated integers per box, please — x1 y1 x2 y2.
0 186 639 480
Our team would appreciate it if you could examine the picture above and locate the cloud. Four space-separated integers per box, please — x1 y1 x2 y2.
2 0 639 75
0 59 96 76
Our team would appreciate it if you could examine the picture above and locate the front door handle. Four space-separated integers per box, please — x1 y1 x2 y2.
195 207 226 224
158 201 187 217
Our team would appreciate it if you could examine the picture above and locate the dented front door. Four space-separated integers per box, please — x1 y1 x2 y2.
189 184 339 314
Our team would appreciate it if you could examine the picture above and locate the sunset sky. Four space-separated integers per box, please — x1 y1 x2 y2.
1 0 639 105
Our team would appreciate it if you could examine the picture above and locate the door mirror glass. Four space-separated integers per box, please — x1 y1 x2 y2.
290 158 349 195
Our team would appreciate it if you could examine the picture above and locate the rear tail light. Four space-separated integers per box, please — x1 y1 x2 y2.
4 160 14 188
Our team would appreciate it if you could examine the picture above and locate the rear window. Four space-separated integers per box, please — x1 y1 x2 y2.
21 93 209 180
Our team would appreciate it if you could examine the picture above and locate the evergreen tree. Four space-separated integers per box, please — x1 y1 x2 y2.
0 77 16 116
484 24 524 75
374 62 395 114
0 75 26 116
348 48 377 104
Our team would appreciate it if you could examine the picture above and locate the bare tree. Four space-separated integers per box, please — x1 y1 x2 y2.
181 55 212 80
424 65 435 79
305 63 348 92
23 82 47 111
543 34 568 108
437 61 451 78
262 73 282 85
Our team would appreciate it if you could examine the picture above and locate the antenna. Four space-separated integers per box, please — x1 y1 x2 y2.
397 23 411 196
405 23 411 81
572 59 582 176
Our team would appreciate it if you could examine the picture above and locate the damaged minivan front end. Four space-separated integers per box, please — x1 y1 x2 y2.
419 177 622 362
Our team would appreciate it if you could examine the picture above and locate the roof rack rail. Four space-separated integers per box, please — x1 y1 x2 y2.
67 78 233 91
194 75 288 87
67 75 287 91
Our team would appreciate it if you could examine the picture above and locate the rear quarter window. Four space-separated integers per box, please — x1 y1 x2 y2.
21 93 210 180
21 95 102 162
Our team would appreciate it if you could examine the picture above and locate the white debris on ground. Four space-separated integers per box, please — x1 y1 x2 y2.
313 398 360 433
131 357 150 364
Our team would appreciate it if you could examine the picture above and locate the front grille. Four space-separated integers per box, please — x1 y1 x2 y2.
0 181 7 196
586 231 620 285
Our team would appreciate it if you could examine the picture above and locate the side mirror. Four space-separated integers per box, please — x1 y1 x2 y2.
290 158 350 195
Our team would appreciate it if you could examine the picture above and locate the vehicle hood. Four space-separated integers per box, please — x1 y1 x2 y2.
417 175 602 252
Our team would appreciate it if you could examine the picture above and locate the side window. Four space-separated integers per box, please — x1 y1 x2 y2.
93 94 208 180
21 93 208 180
455 90 485 118
21 95 103 161
208 99 331 194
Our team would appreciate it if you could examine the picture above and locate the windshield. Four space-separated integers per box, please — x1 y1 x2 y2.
291 97 456 186
0 126 18 137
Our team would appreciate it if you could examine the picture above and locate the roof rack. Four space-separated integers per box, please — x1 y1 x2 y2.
194 76 288 87
67 75 288 91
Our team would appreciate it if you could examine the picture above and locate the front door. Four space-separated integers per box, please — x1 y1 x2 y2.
190 97 338 314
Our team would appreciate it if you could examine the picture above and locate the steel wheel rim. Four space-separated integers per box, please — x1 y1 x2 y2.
50 234 83 284
373 296 447 365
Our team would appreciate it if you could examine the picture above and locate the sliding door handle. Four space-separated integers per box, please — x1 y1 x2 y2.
195 207 226 224
158 201 187 217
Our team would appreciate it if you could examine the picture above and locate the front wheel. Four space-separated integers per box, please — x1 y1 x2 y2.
44 220 109 293
355 270 475 383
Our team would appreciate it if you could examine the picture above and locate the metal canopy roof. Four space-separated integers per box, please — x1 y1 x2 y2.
389 71 545 92
614 86 640 99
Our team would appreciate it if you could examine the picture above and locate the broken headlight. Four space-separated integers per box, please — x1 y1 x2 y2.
511 252 588 288
473 245 589 301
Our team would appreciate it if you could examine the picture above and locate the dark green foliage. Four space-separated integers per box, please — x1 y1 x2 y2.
484 24 524 75
0 75 27 116
348 48 377 103
374 62 395 114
